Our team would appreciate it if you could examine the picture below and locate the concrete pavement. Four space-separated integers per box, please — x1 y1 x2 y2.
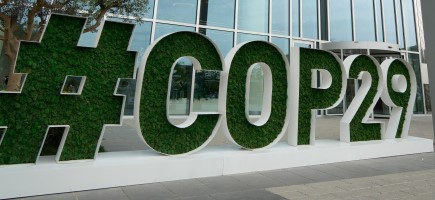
16 115 435 200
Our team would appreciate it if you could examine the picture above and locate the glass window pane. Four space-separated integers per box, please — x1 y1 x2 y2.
329 0 352 41
354 0 376 41
292 0 300 37
376 0 384 42
248 64 264 115
238 0 268 33
146 0 155 18
237 33 268 44
272 0 289 35
396 0 405 49
403 0 418 51
157 0 198 24
272 37 290 56
193 70 220 113
384 0 397 44
169 57 194 115
199 28 234 57
320 0 328 40
154 23 195 40
302 0 318 39
199 0 235 28
408 54 424 114
129 22 152 52
293 42 312 48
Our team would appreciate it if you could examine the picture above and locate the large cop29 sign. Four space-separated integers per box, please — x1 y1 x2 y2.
0 15 417 165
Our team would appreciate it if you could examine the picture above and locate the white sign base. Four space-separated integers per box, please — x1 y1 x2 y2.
0 137 433 199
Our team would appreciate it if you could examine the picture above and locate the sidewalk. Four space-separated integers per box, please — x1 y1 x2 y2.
18 152 435 200
17 115 435 200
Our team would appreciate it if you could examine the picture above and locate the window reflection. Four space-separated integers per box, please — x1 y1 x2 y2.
199 0 235 29
320 0 328 40
293 42 312 48
117 79 136 116
154 23 194 40
146 0 155 18
408 54 425 114
403 0 418 51
157 0 198 24
384 0 397 44
248 63 264 115
396 0 405 49
329 0 352 41
272 37 290 57
129 22 152 52
354 0 376 41
193 70 220 113
237 33 268 44
292 0 300 37
199 28 234 57
169 57 194 115
238 0 268 33
302 0 318 39
375 0 384 42
272 0 289 35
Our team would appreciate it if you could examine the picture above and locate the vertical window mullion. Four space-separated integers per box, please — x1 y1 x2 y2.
234 0 239 46
374 0 379 41
351 0 355 41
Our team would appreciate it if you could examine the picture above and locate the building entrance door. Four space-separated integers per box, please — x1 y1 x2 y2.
320 42 402 117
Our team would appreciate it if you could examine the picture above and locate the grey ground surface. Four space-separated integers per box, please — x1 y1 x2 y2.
17 115 435 200
100 115 434 151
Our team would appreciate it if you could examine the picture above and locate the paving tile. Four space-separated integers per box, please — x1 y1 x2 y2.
357 159 409 173
161 179 217 197
267 190 307 200
286 166 341 182
410 192 435 200
381 158 434 171
336 180 380 191
372 183 413 193
304 180 349 191
308 164 361 179
370 190 414 200
170 195 216 200
122 183 176 200
230 173 283 189
75 188 129 200
334 161 388 177
266 185 313 193
259 170 314 185
331 188 382 199
211 189 286 200
20 193 76 200
296 193 338 200
197 175 250 193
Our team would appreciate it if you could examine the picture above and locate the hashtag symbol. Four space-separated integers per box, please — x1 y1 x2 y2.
0 15 135 164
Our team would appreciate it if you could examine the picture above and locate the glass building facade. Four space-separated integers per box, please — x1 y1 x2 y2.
0 0 428 116
109 0 428 116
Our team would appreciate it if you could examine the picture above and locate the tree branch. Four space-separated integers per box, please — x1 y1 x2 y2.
43 0 73 9
0 12 9 23
83 6 111 33
0 0 10 7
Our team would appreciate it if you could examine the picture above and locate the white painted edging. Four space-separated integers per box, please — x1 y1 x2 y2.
0 137 433 199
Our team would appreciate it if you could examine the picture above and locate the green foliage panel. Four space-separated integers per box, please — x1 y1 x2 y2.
387 60 412 138
140 32 221 154
226 42 287 149
349 56 382 141
0 15 135 164
298 48 343 145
